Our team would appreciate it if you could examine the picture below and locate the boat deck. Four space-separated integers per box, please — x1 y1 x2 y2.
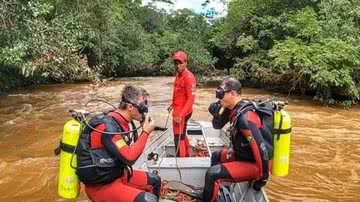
134 122 268 202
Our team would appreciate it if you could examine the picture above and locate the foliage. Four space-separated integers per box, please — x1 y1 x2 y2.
0 0 215 92
210 0 360 103
2 0 360 104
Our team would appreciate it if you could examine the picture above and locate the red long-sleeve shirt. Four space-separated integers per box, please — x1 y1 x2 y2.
172 68 196 117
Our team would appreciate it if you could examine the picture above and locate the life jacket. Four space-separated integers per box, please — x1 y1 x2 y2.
76 113 135 185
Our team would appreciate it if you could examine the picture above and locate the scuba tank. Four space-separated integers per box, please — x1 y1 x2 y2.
272 102 292 176
57 110 83 199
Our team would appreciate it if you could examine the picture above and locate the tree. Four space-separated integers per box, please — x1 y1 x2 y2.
211 0 360 103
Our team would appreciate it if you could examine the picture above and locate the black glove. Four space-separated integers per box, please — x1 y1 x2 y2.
208 101 222 116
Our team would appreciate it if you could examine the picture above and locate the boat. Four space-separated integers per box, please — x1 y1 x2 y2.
133 121 269 202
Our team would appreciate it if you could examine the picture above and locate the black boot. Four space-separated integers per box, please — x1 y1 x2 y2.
252 180 267 191
191 189 204 200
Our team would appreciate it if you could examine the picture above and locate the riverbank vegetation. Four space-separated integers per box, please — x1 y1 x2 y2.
1 0 359 104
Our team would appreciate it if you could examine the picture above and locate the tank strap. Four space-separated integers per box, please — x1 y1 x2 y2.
274 113 292 140
276 112 283 140
130 121 138 143
60 141 77 153
53 141 77 156
274 128 292 136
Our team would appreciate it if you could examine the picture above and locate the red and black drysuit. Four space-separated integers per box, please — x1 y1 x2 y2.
203 101 271 202
172 68 196 157
76 111 161 202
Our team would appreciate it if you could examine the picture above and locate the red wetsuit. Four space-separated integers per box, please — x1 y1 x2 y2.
78 111 161 202
203 101 270 202
172 68 196 157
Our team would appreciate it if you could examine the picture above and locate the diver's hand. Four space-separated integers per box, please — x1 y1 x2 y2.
226 126 231 137
167 104 173 112
208 101 222 116
226 148 234 160
173 116 182 124
142 115 155 135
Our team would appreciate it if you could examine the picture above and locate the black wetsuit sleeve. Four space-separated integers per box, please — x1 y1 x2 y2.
212 108 230 129
236 114 269 180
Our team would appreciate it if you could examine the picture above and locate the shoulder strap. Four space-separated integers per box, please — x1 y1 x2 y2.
231 101 254 127
238 101 273 117
102 115 123 131
81 113 125 143
130 121 138 142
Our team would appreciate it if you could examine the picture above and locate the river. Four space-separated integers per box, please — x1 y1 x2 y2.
0 77 359 202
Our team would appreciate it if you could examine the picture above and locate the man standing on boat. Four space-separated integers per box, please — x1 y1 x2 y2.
200 77 270 202
76 85 161 202
168 51 197 157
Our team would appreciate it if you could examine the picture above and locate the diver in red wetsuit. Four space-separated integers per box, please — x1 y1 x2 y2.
201 77 271 202
76 85 161 202
167 51 196 157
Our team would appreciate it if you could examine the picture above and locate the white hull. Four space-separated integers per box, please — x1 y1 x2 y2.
134 121 269 202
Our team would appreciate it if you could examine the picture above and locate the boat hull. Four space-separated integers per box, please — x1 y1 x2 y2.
134 122 268 202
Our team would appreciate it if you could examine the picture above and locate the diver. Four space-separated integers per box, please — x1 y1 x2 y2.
199 77 271 202
76 85 161 202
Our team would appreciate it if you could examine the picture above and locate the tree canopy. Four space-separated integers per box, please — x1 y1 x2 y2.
1 0 359 104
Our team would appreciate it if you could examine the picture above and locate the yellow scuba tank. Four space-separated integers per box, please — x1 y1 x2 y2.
58 119 81 199
272 110 292 176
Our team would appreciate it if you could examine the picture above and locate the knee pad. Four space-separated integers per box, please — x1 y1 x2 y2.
147 172 161 186
147 172 161 198
206 165 222 180
144 192 158 202
134 192 158 202
211 151 221 166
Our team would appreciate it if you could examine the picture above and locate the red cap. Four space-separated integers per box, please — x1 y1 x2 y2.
172 51 187 62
